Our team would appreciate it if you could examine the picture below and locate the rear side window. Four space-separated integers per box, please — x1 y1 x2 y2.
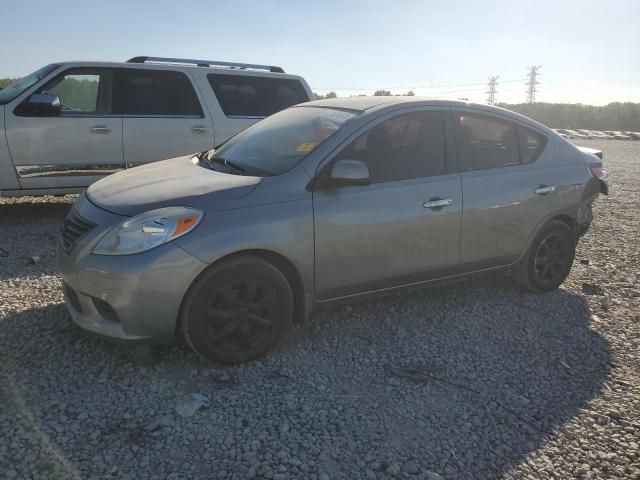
454 114 519 170
207 74 309 117
517 126 545 163
115 69 203 116
335 111 446 183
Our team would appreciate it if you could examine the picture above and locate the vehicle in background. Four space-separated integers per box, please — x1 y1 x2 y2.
554 128 576 138
623 131 640 140
575 129 593 139
589 131 610 140
57 98 608 364
604 131 632 140
0 57 314 196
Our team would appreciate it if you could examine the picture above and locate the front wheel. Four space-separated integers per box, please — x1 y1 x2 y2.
512 220 576 292
181 257 293 365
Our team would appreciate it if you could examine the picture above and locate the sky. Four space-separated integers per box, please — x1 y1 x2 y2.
1 0 638 105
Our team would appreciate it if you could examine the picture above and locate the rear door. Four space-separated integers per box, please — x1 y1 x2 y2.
116 68 213 167
313 109 462 300
5 67 123 190
453 110 556 269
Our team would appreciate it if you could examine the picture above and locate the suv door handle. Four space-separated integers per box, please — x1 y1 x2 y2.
423 198 452 209
90 126 111 134
534 185 556 195
191 125 209 134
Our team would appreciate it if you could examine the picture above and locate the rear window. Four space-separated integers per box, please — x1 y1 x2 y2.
517 126 545 163
115 69 203 117
207 74 309 117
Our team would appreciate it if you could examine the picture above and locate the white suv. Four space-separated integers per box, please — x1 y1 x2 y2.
0 56 314 196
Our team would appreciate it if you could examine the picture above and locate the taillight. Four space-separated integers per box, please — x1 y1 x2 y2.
590 166 608 178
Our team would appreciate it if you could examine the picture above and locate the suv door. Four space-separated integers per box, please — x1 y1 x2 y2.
313 109 462 300
116 68 213 167
453 110 554 269
5 68 123 190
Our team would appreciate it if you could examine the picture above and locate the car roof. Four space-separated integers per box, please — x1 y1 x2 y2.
47 61 304 79
300 96 552 132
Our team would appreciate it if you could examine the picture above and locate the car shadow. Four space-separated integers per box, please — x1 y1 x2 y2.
0 277 610 479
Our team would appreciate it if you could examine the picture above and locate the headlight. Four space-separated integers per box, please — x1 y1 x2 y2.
93 207 203 256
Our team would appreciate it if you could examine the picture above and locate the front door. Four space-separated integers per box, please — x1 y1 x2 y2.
313 109 462 300
5 68 123 190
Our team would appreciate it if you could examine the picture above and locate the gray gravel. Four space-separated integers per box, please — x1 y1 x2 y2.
1 140 638 479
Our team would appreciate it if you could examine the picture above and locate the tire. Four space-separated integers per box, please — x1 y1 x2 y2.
512 220 576 293
181 256 293 365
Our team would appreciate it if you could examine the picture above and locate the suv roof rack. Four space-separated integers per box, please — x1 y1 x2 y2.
126 56 285 73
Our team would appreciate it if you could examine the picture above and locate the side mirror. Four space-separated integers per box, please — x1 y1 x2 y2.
24 93 61 116
328 159 370 187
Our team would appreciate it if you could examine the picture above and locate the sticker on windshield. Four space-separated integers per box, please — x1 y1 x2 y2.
296 142 316 153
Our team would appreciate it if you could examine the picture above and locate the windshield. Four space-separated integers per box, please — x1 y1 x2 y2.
0 64 59 105
211 106 358 176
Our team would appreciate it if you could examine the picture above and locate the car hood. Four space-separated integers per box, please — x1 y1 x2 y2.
87 155 261 216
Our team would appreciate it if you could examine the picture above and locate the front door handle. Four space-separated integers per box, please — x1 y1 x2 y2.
191 125 209 134
423 198 452 209
90 126 111 134
534 185 556 195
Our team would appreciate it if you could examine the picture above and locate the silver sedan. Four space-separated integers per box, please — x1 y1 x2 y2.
57 97 608 364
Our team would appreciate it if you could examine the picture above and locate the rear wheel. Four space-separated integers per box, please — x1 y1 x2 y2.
512 220 576 292
181 257 293 365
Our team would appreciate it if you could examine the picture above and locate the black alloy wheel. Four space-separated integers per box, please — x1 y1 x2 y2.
182 257 293 365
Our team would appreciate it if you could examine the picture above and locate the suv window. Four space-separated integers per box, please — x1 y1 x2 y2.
454 113 519 170
40 68 114 114
335 111 446 183
115 69 203 116
207 74 308 117
517 126 545 163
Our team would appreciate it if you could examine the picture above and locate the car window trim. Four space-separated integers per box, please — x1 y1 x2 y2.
311 106 453 191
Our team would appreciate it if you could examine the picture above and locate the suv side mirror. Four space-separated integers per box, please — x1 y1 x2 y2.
328 159 370 187
23 93 61 116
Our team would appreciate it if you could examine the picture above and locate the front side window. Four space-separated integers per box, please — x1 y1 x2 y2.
115 69 203 116
335 111 446 183
0 64 59 105
40 69 113 114
454 114 520 170
208 74 309 117
211 106 356 176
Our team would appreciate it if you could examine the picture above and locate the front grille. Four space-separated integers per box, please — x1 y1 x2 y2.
60 209 94 254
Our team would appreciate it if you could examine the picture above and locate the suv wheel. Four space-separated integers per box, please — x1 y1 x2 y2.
181 257 293 365
513 220 576 292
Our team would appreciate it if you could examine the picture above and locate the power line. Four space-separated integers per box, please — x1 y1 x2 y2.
487 76 499 105
525 65 542 103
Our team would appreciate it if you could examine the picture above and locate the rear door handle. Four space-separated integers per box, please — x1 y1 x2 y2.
423 198 452 209
191 125 209 134
90 126 111 134
534 185 556 195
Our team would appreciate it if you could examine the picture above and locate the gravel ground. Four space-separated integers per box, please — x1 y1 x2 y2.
0 140 638 480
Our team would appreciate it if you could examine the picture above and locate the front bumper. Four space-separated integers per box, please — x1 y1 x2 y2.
56 197 207 342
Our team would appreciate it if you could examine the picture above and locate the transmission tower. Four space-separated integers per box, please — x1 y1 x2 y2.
525 65 542 103
486 76 499 105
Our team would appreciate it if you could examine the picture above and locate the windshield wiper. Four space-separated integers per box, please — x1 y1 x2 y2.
210 156 246 174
